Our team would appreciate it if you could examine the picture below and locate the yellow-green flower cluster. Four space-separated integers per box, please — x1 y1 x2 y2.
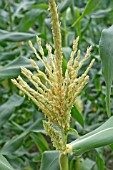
43 120 65 151
11 0 95 152
12 36 94 150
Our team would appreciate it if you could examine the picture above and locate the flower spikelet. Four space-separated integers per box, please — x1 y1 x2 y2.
43 120 64 150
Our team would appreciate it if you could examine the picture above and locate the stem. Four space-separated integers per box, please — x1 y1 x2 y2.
59 152 68 170
59 132 68 170
62 12 67 47
8 0 13 31
75 157 81 169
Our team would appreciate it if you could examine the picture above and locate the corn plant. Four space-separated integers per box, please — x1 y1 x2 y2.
10 0 113 169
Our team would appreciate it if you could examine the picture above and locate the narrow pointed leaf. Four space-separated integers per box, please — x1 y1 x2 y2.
0 56 44 80
0 94 24 127
0 29 35 42
71 106 84 127
72 0 103 27
30 133 50 153
99 25 113 117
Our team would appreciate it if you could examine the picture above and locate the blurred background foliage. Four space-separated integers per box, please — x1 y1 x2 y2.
0 0 113 169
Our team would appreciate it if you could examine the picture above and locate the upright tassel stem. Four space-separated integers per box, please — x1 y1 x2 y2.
49 0 63 85
59 152 68 170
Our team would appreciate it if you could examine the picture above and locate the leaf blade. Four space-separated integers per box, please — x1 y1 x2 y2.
40 151 60 170
72 0 103 27
69 116 113 156
99 25 113 117
0 155 14 170
0 29 35 42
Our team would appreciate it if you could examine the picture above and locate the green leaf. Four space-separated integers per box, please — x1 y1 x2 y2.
91 8 112 19
0 155 14 170
59 0 72 13
62 58 67 75
40 151 60 170
69 116 113 156
30 133 49 153
29 4 48 10
71 106 84 127
0 56 44 80
0 49 20 61
17 9 45 32
99 25 113 117
66 128 79 138
0 57 30 80
72 0 103 27
0 119 43 155
75 158 95 170
0 29 35 42
95 149 105 170
62 47 71 61
109 143 113 151
13 1 34 18
0 94 24 127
